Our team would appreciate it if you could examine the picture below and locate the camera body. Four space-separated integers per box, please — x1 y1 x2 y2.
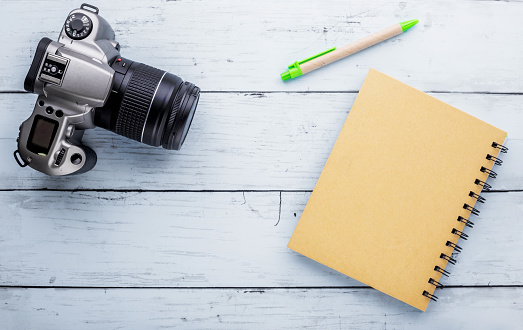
15 4 200 175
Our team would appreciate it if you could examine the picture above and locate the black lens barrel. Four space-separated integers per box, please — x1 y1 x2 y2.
141 72 182 147
95 57 200 150
115 61 166 142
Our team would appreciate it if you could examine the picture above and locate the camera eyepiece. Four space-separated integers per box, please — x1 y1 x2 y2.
95 57 200 150
24 37 53 94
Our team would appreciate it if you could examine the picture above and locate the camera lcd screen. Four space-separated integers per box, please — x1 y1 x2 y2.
27 115 59 155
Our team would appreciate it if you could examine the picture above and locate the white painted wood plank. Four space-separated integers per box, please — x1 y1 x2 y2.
1 1 523 92
1 287 522 328
1 191 521 287
2 92 519 190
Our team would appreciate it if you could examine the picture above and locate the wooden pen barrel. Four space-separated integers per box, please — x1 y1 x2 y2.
300 24 403 74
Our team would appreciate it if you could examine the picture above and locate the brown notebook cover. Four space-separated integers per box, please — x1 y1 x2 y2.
288 69 507 311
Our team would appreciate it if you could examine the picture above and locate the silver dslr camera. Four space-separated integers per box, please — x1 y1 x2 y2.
15 3 200 175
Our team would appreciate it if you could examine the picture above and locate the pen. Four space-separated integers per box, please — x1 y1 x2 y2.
280 19 419 81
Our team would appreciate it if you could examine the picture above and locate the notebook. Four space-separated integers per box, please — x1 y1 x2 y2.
287 69 508 311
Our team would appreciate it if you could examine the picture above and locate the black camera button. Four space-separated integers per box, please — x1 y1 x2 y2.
112 57 132 75
70 18 84 32
45 106 54 114
55 110 63 118
70 153 82 165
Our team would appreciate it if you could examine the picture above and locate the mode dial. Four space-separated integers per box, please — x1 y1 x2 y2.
64 13 93 40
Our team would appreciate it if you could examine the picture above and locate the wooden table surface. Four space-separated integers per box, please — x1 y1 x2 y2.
2 0 522 328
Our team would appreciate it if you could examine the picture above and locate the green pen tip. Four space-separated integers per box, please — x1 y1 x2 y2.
281 71 291 81
400 19 419 32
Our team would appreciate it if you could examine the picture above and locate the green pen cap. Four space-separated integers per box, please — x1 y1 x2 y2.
400 19 419 32
281 47 336 81
281 62 303 81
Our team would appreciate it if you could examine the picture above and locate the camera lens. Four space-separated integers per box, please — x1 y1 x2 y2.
95 57 200 150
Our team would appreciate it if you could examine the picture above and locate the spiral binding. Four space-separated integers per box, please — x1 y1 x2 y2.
457 216 474 228
492 142 508 153
428 278 443 288
440 253 457 265
429 278 443 288
463 203 480 216
480 166 497 179
446 241 462 253
434 265 450 277
469 191 485 203
474 179 492 191
422 141 508 303
452 228 469 240
486 154 503 166
423 291 438 302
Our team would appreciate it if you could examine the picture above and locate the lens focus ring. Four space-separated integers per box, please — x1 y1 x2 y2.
162 82 187 148
115 63 165 142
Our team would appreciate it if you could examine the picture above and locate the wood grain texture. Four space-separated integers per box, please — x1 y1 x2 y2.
1 191 521 287
1 0 523 92
2 287 523 329
3 92 519 190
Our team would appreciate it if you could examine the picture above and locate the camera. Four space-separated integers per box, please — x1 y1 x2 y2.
14 3 200 175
